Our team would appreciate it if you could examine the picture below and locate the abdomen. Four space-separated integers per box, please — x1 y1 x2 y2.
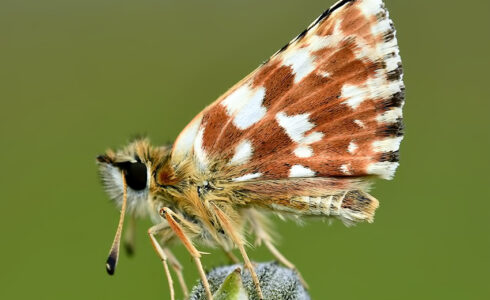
267 190 379 226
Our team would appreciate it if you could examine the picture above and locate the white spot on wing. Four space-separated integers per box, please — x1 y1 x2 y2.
276 111 323 158
319 71 331 78
366 74 402 99
289 165 315 178
229 140 253 165
341 85 367 109
367 161 399 180
348 141 358 154
358 0 383 17
282 48 315 83
172 114 203 160
193 128 208 169
221 85 252 115
342 75 403 110
221 85 267 130
232 173 262 182
276 112 314 143
302 131 324 144
280 23 344 84
340 164 351 175
372 136 403 153
294 146 313 158
308 30 341 51
376 107 403 124
233 88 267 130
385 54 402 73
371 18 392 37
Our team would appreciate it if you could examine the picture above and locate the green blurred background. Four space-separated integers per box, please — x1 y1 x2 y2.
1 0 489 299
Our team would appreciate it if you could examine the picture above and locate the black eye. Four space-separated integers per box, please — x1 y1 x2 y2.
116 161 147 191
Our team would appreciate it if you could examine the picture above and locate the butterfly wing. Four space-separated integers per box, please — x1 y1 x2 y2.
169 0 404 224
172 0 404 186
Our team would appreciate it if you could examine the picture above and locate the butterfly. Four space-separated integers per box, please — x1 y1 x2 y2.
96 0 404 299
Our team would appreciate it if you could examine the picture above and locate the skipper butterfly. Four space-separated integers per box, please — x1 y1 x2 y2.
97 0 404 299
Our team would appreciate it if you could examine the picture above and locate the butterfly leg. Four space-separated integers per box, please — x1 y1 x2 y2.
222 248 240 264
124 215 136 256
163 248 189 299
263 240 309 288
148 222 176 300
213 205 264 300
247 209 309 289
159 207 213 300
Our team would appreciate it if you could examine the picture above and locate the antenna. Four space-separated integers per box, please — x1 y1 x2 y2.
106 172 128 275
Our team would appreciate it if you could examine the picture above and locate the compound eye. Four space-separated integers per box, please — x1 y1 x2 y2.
117 161 147 191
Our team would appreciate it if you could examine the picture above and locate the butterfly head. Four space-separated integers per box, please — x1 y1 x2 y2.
97 138 172 275
96 138 169 217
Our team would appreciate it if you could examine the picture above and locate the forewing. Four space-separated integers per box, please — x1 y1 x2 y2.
172 0 404 182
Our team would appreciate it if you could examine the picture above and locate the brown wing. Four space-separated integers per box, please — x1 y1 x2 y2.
171 0 404 182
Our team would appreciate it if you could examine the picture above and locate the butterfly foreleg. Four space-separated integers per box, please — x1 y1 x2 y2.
246 209 309 289
148 222 176 300
163 248 189 299
212 204 264 300
124 215 136 256
159 207 213 300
